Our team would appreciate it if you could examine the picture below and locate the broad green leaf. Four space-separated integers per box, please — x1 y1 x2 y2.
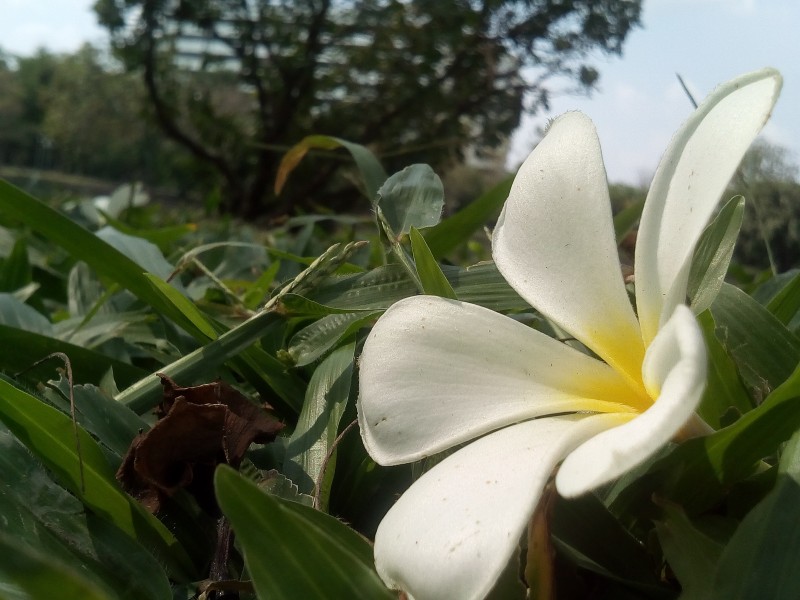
695 311 754 428
288 312 378 367
410 226 457 299
655 500 725 600
0 376 196 581
552 493 661 588
0 531 112 600
765 271 800 326
710 428 800 600
284 343 355 502
424 174 514 259
0 292 53 335
376 164 444 235
643 361 800 512
43 376 146 458
688 196 744 314
215 466 394 600
0 323 147 388
276 135 387 203
710 282 800 396
0 430 171 600
96 226 177 283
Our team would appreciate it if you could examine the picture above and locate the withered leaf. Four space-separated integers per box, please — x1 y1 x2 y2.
116 375 284 514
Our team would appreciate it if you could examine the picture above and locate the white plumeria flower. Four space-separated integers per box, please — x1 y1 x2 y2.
357 68 781 600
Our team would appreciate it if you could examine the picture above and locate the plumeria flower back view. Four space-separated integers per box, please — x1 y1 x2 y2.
357 68 782 600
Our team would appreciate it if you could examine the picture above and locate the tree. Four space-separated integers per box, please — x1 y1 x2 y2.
41 45 159 180
94 0 642 217
732 139 800 273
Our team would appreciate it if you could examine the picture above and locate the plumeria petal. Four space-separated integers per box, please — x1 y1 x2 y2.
358 295 645 465
492 112 645 389
635 68 782 345
556 305 707 497
373 413 627 600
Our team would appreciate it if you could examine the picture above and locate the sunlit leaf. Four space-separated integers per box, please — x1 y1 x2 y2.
275 135 387 203
284 343 355 503
688 196 744 314
376 164 444 235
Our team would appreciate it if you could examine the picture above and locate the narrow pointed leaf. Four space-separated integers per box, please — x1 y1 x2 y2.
655 501 725 600
284 343 355 499
710 283 800 395
424 174 513 259
688 196 744 314
765 271 800 326
410 227 457 299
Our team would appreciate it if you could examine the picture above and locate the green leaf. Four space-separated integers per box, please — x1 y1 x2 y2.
0 430 171 600
276 135 387 203
710 283 800 396
43 376 146 459
688 196 744 314
655 500 725 600
612 198 645 246
284 343 355 502
288 312 378 367
695 311 754 429
552 493 661 588
0 531 112 600
308 262 526 313
424 174 514 259
96 226 177 282
215 466 394 600
0 237 32 290
0 323 147 388
0 292 53 335
709 428 800 600
764 271 800 327
410 227 457 299
100 211 196 251
278 293 375 317
376 164 444 235
0 180 194 329
653 361 800 512
0 376 196 581
116 243 362 414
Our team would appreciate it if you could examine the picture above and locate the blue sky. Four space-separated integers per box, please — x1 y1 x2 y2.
1 0 797 184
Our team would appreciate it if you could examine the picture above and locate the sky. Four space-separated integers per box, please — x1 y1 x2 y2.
0 0 797 185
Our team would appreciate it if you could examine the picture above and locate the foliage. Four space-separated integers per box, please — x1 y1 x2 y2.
732 140 800 273
0 126 799 599
94 0 642 216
